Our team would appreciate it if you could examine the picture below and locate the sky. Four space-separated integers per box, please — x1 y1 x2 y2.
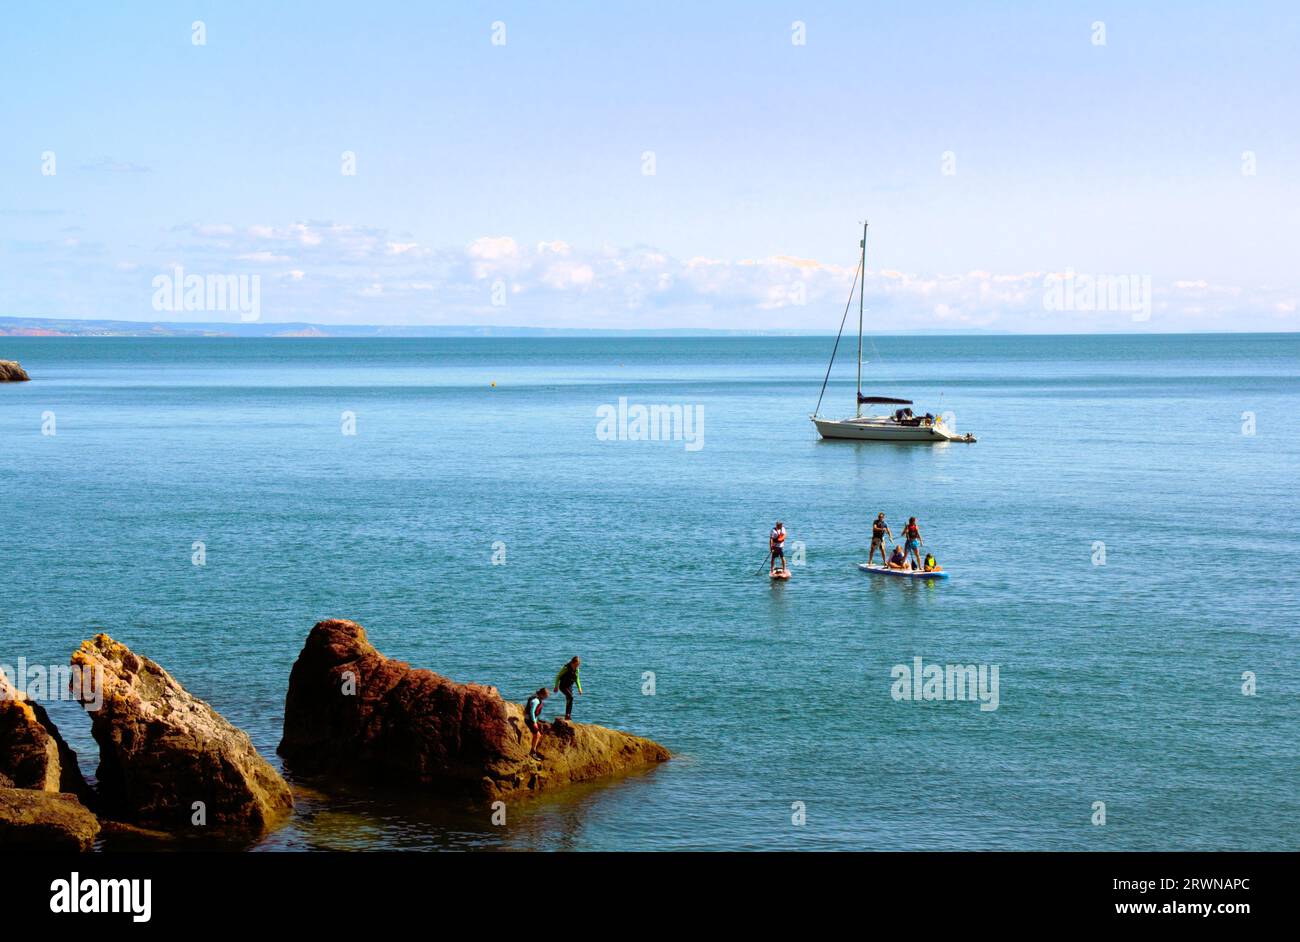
1 1 1297 332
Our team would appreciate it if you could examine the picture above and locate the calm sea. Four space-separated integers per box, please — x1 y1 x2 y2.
2 333 1297 850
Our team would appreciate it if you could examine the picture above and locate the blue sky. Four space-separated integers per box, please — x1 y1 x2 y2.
1 1 1297 331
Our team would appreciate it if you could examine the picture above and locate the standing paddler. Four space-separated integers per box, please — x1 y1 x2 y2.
769 521 788 574
868 512 893 566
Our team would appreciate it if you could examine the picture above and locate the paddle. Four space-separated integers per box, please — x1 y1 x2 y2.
755 549 774 576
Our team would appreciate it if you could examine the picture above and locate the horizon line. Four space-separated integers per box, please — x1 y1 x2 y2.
2 312 1299 338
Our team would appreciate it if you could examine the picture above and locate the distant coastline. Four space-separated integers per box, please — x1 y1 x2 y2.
0 315 1013 339
6 316 1298 339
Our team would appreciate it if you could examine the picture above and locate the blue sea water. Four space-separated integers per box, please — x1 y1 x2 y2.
1 333 1297 851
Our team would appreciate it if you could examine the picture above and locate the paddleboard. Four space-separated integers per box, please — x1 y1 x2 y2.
858 563 948 580
770 569 791 580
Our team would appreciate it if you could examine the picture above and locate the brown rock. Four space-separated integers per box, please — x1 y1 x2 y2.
0 360 30 382
71 634 293 833
0 788 99 851
0 673 91 799
278 619 669 800
97 819 179 846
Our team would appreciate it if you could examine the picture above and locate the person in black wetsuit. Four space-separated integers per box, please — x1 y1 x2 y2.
552 657 582 721
869 512 893 566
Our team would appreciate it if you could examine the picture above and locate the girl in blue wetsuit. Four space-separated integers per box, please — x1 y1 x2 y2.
902 517 923 570
523 688 549 759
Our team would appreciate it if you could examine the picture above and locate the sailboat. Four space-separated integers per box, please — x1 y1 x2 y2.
810 222 976 443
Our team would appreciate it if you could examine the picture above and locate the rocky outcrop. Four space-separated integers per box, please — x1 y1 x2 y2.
0 673 91 799
279 619 670 800
0 360 30 381
0 789 99 851
71 634 293 833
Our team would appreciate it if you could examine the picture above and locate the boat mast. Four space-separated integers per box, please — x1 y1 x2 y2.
856 220 867 417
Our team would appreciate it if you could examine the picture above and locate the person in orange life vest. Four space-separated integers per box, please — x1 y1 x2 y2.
769 521 788 573
902 517 923 570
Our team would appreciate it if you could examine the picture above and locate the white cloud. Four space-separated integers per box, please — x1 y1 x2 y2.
44 218 1300 331
468 236 519 260
541 261 595 290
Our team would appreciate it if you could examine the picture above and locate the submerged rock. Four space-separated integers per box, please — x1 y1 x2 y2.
71 634 293 833
0 788 99 851
0 360 30 382
279 619 669 800
0 673 91 799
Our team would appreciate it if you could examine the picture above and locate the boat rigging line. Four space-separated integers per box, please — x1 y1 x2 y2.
813 256 863 417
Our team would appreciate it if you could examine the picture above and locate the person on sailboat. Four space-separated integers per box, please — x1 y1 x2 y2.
869 513 893 566
902 517 924 569
769 521 788 573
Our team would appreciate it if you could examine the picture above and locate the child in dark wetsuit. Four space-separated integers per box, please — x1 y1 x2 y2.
523 688 548 759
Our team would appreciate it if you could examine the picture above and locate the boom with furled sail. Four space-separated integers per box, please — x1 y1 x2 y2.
810 222 976 443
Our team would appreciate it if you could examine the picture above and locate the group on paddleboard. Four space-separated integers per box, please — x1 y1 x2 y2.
868 512 940 573
765 512 945 580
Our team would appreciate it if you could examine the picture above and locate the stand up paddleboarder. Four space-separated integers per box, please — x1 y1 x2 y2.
769 521 788 574
868 512 893 566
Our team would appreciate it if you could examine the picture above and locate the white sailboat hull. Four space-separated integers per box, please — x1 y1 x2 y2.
810 223 976 444
811 415 968 442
